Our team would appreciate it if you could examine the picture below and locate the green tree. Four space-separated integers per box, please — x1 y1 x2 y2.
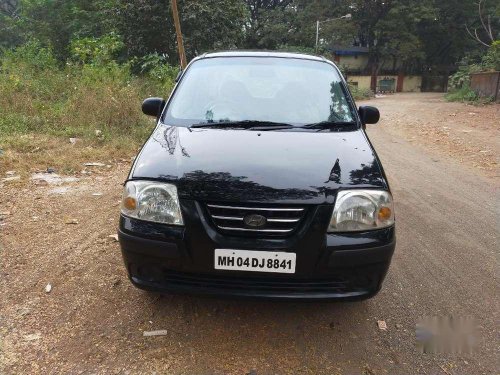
1 0 497 77
482 40 500 70
292 0 356 50
417 0 478 73
180 0 248 56
2 0 118 60
0 0 23 49
342 0 435 76
117 0 174 60
465 0 500 47
374 0 436 73
117 0 247 64
243 0 295 48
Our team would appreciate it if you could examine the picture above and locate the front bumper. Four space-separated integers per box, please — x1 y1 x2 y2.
118 200 395 301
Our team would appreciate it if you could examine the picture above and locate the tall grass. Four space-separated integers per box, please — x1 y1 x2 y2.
349 85 375 100
0 41 177 175
445 84 493 104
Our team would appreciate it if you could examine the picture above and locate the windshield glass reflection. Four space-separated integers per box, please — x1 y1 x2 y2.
164 57 355 126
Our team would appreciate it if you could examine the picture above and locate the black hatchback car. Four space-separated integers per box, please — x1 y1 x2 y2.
118 51 395 301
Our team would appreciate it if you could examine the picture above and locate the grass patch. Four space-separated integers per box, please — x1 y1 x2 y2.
0 42 175 176
0 132 152 177
445 84 494 104
349 85 375 100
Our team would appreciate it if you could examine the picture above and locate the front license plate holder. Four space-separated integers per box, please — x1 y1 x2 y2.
214 249 296 274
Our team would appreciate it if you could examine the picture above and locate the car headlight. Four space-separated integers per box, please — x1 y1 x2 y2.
328 189 394 232
121 181 183 225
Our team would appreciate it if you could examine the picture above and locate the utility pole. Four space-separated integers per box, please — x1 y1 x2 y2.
315 20 320 53
171 0 187 69
315 14 352 54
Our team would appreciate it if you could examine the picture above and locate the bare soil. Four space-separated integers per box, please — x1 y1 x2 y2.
1 93 498 374
364 93 499 177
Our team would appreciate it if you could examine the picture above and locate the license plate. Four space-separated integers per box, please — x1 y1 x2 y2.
214 249 296 274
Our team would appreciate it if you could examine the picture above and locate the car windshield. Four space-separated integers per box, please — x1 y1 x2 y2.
163 56 356 127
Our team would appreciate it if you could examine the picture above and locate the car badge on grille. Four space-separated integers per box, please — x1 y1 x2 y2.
243 214 267 228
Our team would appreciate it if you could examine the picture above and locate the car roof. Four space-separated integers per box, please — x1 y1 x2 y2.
199 50 328 63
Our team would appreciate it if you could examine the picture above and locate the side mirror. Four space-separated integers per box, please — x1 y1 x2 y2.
358 106 380 125
142 97 166 118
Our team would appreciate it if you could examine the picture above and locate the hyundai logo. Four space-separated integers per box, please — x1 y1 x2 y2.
243 214 267 228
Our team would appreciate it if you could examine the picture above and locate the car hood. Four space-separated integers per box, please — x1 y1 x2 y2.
131 125 387 204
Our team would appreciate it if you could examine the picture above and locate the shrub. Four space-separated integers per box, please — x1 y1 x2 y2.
349 85 375 100
448 41 500 91
70 33 125 66
133 53 179 94
0 40 171 146
0 39 177 173
482 41 500 71
1 40 57 71
447 42 499 104
448 63 482 90
445 84 493 104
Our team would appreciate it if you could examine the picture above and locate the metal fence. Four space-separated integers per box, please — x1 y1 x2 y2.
470 72 500 102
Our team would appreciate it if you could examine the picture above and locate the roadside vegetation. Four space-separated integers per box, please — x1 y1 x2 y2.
445 41 499 104
349 85 375 100
0 39 177 175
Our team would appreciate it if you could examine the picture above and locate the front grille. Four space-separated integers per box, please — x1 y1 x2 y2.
205 203 306 236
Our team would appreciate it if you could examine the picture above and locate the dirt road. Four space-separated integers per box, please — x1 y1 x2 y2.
1 93 498 374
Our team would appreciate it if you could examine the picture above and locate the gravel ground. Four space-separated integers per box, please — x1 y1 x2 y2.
0 93 498 374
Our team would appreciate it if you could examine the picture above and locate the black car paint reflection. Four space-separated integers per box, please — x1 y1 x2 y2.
131 125 387 204
119 52 395 301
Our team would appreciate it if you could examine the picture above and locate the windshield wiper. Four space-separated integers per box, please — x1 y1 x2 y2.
190 120 294 130
300 121 357 130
